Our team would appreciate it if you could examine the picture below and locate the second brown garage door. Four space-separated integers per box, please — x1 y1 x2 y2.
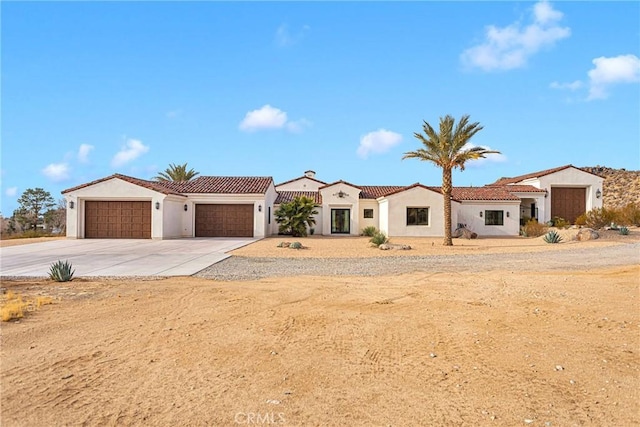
85 201 152 239
195 204 254 237
551 187 586 223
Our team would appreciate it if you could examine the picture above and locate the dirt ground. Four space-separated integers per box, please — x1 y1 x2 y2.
1 236 638 426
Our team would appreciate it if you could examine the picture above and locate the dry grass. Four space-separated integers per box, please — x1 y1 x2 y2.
0 237 65 247
1 291 53 322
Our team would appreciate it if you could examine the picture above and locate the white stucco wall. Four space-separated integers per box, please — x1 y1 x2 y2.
358 200 379 233
381 186 452 237
64 178 172 239
319 183 361 235
378 199 389 235
457 201 521 236
162 196 190 238
275 177 325 192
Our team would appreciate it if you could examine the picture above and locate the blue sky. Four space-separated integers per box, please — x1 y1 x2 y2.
2 1 639 215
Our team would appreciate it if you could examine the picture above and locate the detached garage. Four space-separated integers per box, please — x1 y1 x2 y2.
550 187 586 223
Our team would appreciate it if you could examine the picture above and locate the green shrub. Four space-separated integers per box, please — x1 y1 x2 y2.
289 242 303 249
520 219 547 237
575 213 587 226
361 226 378 237
369 232 388 247
584 207 615 229
49 260 75 282
543 230 563 244
552 216 569 229
619 226 629 235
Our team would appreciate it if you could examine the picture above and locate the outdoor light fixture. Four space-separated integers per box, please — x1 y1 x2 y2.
184 204 188 211
479 211 483 217
258 205 262 212
334 190 349 199
506 211 510 218
596 189 601 199
155 202 160 210
544 189 549 198
69 201 74 209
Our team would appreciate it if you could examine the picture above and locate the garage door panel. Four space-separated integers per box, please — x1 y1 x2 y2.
551 187 586 224
195 204 253 237
85 201 151 239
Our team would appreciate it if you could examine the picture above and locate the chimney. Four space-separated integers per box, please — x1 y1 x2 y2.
304 170 316 178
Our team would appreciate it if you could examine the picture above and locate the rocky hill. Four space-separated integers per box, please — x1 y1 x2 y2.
581 166 640 210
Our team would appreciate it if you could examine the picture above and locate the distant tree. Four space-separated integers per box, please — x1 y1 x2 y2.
154 163 200 182
44 199 67 233
16 188 56 231
403 114 499 246
275 196 318 237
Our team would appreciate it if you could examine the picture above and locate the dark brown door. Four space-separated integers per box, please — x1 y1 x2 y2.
551 187 586 223
195 204 254 237
85 201 151 238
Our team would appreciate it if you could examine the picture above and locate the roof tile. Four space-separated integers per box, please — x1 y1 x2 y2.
62 174 184 196
275 191 322 204
167 176 273 194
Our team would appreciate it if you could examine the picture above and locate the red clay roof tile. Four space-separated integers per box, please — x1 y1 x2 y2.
275 191 322 204
61 174 184 196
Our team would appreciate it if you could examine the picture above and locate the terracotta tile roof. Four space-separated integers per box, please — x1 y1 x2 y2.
379 183 443 198
498 184 547 193
275 191 322 204
167 176 273 194
450 187 521 201
490 164 580 185
318 180 363 190
275 175 327 187
359 185 411 199
62 174 184 196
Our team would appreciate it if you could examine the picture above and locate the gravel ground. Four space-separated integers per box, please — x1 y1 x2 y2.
195 242 640 281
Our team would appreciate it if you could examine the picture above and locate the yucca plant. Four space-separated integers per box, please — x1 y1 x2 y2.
619 226 629 235
369 231 388 247
49 260 75 282
543 230 563 244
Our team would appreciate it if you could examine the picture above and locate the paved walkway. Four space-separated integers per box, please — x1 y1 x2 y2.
0 238 257 277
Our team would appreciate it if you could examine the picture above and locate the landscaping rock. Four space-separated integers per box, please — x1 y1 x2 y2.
378 243 411 250
576 228 599 241
452 228 464 238
379 244 391 250
277 241 291 248
462 229 478 239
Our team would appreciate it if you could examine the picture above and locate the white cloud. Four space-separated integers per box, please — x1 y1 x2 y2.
587 54 640 100
357 129 403 159
464 144 507 167
111 139 150 168
77 144 94 163
549 80 583 91
275 24 310 47
461 1 570 71
239 104 309 133
5 187 17 197
42 163 70 182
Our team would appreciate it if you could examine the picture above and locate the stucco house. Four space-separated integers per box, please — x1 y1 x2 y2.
62 165 603 240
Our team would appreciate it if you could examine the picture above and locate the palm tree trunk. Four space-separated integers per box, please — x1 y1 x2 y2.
442 167 453 246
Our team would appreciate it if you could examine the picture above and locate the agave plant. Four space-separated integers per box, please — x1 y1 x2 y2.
49 260 75 282
289 242 303 249
543 230 563 244
369 231 388 247
619 226 629 235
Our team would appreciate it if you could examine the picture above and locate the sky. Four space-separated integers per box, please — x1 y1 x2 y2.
2 1 639 215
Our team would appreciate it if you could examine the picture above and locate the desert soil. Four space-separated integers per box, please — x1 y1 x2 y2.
1 234 639 426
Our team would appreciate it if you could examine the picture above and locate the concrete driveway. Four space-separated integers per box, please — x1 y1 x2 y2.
0 238 257 277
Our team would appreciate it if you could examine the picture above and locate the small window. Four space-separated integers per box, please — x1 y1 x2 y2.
407 207 429 226
485 210 504 226
363 209 374 219
268 206 271 224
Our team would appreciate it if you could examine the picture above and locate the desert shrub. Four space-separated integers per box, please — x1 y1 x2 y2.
615 202 640 226
543 230 563 244
49 260 75 282
584 207 615 229
276 241 291 248
520 219 547 237
361 226 378 237
575 213 587 226
551 216 569 229
369 231 388 247
289 241 303 249
619 226 629 235
1 291 53 322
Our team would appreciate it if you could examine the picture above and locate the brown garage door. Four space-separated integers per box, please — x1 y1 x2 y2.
195 204 254 237
551 187 586 223
85 201 152 239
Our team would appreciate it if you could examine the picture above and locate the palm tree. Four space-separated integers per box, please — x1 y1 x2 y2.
275 196 318 237
154 163 200 182
403 114 499 246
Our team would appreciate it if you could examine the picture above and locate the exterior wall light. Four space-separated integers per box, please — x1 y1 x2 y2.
506 211 510 218
155 202 160 210
258 204 262 212
184 204 188 211
69 201 75 209
479 211 483 217
596 189 601 199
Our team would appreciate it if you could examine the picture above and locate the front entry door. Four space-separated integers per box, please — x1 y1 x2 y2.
331 209 350 234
